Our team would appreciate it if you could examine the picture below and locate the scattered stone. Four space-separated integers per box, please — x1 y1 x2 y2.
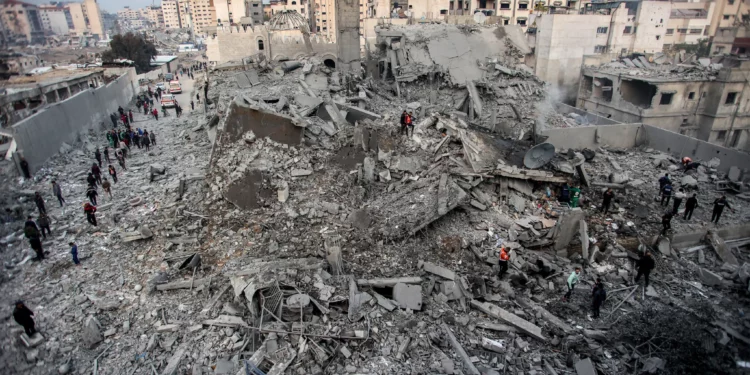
290 169 312 177
82 316 103 348
699 268 723 286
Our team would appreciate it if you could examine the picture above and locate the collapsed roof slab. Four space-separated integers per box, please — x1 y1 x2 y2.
221 97 304 146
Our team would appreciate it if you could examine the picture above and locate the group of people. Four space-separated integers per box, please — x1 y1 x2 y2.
656 172 734 235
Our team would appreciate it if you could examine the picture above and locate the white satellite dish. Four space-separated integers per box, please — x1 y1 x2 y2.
473 12 487 24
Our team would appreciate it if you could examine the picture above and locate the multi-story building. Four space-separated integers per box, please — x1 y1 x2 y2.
66 2 88 35
162 0 184 29
39 3 70 35
144 6 165 28
577 55 750 151
0 0 45 44
81 0 104 38
189 0 217 34
248 0 264 25
215 0 247 25
117 6 140 20
708 0 749 54
313 0 335 41
664 0 714 47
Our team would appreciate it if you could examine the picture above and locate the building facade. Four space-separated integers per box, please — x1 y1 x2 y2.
205 24 336 63
81 0 104 38
39 3 70 35
144 6 165 28
117 7 140 20
0 0 45 44
189 0 217 34
215 0 248 25
576 56 750 151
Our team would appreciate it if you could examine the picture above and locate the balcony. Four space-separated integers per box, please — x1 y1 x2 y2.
670 8 708 19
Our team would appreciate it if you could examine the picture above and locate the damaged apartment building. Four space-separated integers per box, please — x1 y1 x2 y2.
577 54 750 151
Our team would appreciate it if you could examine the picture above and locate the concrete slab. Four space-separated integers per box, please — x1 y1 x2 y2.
305 74 329 91
423 262 456 280
392 283 422 310
470 300 546 342
223 99 303 146
574 358 597 375
224 170 272 210
554 208 585 252
708 231 739 266
699 268 723 286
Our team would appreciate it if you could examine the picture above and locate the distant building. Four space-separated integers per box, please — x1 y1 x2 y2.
162 0 190 29
189 0 217 34
144 6 165 29
81 0 104 38
117 6 140 20
38 3 70 36
0 0 45 45
0 52 40 76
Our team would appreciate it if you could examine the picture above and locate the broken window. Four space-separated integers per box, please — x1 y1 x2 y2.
623 26 632 34
594 45 606 53
666 29 673 35
716 130 727 141
517 19 526 26
656 35 660 40
659 93 673 105
592 77 613 102
726 92 738 104
723 15 731 20
729 0 735 4
682 118 688 126
440 9 447 14
581 75 594 98
621 80 657 108
596 26 608 34
503 19 509 25
688 92 695 100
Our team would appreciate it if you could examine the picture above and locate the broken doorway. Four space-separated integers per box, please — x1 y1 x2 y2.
620 79 657 108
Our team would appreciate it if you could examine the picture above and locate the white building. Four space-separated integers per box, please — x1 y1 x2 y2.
39 4 70 35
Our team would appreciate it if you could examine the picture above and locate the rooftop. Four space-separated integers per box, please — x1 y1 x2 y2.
583 54 726 82
0 68 103 93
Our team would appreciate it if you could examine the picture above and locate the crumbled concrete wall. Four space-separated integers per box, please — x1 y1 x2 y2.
11 68 137 173
206 25 337 64
541 124 643 150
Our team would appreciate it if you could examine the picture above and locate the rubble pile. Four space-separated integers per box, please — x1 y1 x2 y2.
2 23 750 375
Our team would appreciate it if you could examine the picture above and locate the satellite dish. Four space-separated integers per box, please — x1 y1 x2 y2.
473 12 487 24
523 142 556 169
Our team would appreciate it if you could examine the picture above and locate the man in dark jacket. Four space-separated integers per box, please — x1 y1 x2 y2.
86 186 98 206
24 216 39 239
91 163 102 185
30 235 43 260
13 301 36 336
94 148 102 167
661 212 673 235
684 193 698 220
711 195 734 224
34 192 46 215
591 278 606 318
37 214 51 239
87 173 97 187
658 173 670 191
84 203 97 226
635 251 655 288
19 157 30 178
660 182 673 206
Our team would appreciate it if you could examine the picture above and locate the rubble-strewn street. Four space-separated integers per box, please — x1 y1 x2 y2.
4 23 750 375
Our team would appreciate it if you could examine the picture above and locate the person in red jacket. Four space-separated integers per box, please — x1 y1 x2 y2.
498 246 510 279
83 203 97 226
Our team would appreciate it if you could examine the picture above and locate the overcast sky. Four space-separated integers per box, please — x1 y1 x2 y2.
26 0 160 13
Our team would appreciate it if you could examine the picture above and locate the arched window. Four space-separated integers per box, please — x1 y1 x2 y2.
258 39 264 50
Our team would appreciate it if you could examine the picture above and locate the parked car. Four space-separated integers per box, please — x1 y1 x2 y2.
164 73 174 81
155 82 166 91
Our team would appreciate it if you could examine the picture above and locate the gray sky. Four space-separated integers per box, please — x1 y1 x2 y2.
26 0 160 13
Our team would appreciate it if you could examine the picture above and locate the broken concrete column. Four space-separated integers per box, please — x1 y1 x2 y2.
553 208 585 253
579 220 589 260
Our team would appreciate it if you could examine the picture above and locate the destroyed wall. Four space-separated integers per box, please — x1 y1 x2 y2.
205 25 337 64
335 0 360 73
541 124 643 150
11 68 137 173
361 18 408 52
628 1 671 53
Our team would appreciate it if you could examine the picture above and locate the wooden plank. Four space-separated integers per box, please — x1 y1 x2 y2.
470 300 546 342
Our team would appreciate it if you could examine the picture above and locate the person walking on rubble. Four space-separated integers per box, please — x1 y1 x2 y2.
149 130 156 146
86 185 98 206
24 216 39 239
601 188 614 214
37 213 51 239
152 108 159 121
658 173 670 191
191 100 195 111
684 193 698 220
634 251 655 288
400 110 407 133
69 242 80 266
711 194 734 224
569 185 581 208
84 203 97 226
51 180 65 207
117 152 127 171
129 109 134 124
660 181 673 206
94 147 102 167
92 163 102 185
591 278 606 318
672 188 686 215
104 146 111 164
498 246 510 279
102 178 112 198
13 301 36 336
108 165 118 183
142 131 151 151
661 211 673 235
34 192 46 215
30 234 44 260
562 267 581 302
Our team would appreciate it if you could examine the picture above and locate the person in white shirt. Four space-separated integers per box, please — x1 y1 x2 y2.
673 188 686 215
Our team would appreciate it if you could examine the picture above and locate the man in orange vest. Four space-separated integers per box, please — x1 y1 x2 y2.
498 246 510 279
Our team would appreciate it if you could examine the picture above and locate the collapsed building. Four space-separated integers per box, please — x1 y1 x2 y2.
577 54 750 152
3 22 750 375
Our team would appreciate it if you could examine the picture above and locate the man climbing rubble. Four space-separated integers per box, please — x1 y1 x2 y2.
563 267 581 301
84 203 97 226
34 192 46 215
51 180 65 207
711 194 734 224
634 251 655 288
684 193 698 220
658 173 671 191
660 181 673 206
673 188 686 215
498 246 510 279
13 301 36 336
661 211 673 235
591 278 606 319
92 163 102 185
94 148 102 167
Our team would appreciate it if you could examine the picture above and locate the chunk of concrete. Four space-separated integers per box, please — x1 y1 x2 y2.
277 182 289 203
681 175 698 188
699 268 723 286
291 169 312 177
392 283 422 310
20 333 44 348
553 208 585 252
728 166 741 182
363 157 375 182
574 358 597 375
150 164 166 175
470 301 546 342
83 316 103 348
422 262 456 280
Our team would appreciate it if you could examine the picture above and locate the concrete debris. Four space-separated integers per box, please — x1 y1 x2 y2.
392 282 423 310
574 358 598 375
